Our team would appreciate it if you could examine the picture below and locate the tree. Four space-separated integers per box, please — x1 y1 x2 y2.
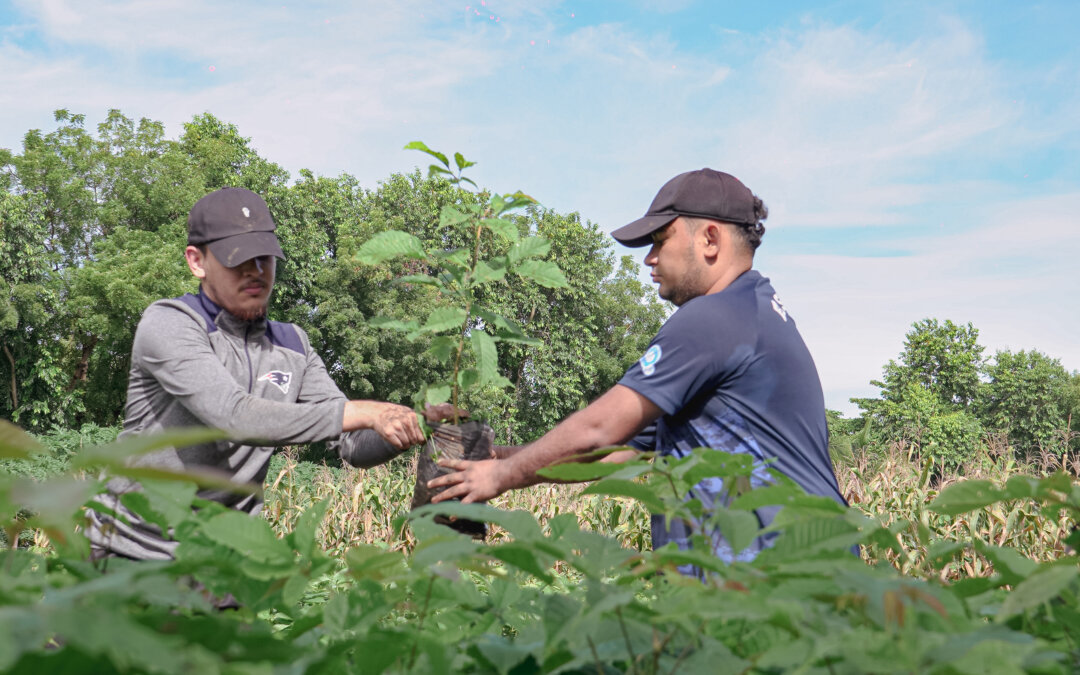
981 349 1079 457
1 109 667 443
855 319 986 470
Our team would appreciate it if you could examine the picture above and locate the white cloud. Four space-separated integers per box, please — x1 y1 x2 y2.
3 2 1079 418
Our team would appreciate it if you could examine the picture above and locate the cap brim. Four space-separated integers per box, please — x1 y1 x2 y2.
610 213 678 247
206 231 285 268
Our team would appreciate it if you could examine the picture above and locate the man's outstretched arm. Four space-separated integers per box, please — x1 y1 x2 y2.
428 384 662 503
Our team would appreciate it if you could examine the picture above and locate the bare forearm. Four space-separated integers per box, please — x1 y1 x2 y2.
492 444 525 460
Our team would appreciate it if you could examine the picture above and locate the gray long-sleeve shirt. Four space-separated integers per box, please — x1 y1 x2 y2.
87 289 400 560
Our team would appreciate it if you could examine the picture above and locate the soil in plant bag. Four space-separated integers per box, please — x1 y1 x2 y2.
411 420 494 538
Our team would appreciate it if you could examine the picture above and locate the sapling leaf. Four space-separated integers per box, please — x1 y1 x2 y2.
369 316 420 332
440 206 471 228
355 230 427 264
493 331 541 346
508 236 551 266
404 140 450 168
421 307 468 334
496 191 537 215
454 152 476 171
458 368 480 390
581 479 665 512
515 260 569 288
483 218 519 241
490 374 515 389
473 259 507 285
427 336 458 362
537 462 630 482
471 330 499 385
425 384 452 406
393 274 442 287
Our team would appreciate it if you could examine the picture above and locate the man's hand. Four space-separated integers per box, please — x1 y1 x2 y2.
344 401 425 449
427 457 513 504
422 403 467 424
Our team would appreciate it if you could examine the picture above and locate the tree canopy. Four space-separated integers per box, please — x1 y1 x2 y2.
0 110 667 442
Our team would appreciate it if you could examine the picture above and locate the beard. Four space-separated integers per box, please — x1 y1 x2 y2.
660 246 706 307
223 295 270 322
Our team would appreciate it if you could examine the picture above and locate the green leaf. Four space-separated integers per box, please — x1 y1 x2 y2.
439 206 471 228
0 421 41 459
507 236 551 266
495 191 536 215
282 573 309 607
536 461 629 482
405 141 449 168
425 384 452 406
929 480 1003 516
355 230 427 264
368 316 419 332
770 517 860 557
487 543 553 583
289 499 330 559
393 274 442 287
346 544 407 581
471 330 498 385
997 563 1079 621
420 307 468 334
71 427 227 469
713 508 762 557
973 540 1038 586
483 218 519 241
458 368 480 391
472 259 507 285
200 510 292 564
515 260 568 289
581 479 665 512
454 152 476 171
426 336 458 363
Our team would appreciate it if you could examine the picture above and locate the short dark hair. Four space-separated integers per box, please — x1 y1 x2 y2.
736 195 768 252
685 195 768 254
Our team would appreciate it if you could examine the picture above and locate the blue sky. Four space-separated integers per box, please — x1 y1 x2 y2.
2 0 1079 414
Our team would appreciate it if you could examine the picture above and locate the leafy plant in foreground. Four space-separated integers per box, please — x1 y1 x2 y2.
3 418 1080 672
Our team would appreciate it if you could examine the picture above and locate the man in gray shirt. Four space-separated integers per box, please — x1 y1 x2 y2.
87 187 439 561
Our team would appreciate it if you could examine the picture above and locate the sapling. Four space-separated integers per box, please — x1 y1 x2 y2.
355 142 568 535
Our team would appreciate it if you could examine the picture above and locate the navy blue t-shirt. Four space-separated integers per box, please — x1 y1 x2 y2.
619 270 845 571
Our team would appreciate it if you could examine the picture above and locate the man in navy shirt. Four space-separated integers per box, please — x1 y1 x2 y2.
429 169 846 570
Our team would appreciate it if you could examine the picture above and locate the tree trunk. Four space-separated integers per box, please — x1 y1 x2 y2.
2 342 15 409
66 335 98 392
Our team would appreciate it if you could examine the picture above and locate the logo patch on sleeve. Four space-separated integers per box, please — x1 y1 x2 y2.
258 370 292 394
639 344 662 377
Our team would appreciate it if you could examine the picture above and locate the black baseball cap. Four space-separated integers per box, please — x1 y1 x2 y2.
611 168 758 247
187 188 285 267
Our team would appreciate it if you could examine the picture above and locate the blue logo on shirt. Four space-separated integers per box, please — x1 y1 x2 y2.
259 370 292 394
639 345 662 376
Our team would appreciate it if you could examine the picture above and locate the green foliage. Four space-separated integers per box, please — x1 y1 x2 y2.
356 143 568 414
852 318 1080 469
3 424 1080 673
981 350 1079 457
1 112 664 441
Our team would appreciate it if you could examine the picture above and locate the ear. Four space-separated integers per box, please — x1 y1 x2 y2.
185 245 207 279
698 220 724 257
